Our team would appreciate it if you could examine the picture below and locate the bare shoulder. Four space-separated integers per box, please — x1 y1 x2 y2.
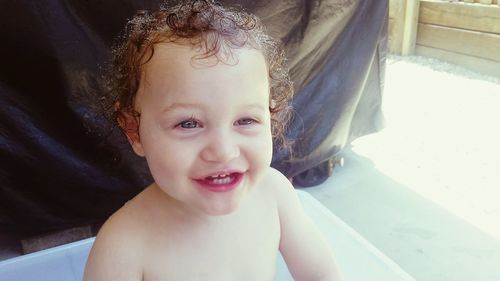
83 187 154 281
261 167 301 211
262 167 292 192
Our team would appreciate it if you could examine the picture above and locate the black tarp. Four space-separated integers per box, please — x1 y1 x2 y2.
0 0 387 237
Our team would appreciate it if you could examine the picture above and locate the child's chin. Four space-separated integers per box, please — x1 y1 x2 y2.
202 204 241 216
199 197 245 216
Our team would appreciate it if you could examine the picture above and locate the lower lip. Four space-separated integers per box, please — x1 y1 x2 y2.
195 173 243 193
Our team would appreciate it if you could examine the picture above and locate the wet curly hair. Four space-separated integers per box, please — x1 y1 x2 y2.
104 0 293 148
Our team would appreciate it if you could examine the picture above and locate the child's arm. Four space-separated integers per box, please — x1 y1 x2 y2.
271 168 343 281
83 215 143 281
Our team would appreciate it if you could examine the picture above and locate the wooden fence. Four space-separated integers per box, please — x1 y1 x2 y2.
389 0 500 77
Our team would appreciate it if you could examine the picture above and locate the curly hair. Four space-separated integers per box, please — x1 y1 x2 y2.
104 0 293 148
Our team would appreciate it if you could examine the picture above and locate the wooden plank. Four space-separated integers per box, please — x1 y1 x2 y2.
388 0 407 54
417 23 500 61
402 0 420 55
416 45 500 78
389 0 399 19
388 18 396 53
419 0 500 34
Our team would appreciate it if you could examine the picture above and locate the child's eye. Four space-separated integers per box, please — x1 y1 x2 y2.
176 119 200 129
235 118 256 126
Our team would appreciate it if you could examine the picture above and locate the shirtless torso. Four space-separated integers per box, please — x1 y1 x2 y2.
86 168 284 281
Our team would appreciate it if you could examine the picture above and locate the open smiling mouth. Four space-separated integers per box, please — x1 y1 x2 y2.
195 172 244 192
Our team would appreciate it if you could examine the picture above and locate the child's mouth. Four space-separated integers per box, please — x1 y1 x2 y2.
195 172 243 192
205 173 233 185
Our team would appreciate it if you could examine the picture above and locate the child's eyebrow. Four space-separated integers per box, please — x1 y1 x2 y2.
160 103 202 114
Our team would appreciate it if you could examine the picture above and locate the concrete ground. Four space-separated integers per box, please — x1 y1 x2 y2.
306 56 500 281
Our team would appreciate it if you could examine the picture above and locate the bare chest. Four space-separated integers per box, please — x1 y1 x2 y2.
142 208 280 281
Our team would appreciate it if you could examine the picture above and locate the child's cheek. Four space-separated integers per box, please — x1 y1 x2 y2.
252 130 274 165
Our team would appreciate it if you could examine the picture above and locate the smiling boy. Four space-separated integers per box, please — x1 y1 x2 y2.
83 1 342 280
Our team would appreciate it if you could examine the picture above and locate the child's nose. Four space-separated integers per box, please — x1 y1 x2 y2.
200 129 240 163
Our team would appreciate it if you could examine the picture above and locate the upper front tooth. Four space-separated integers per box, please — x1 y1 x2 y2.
209 174 227 179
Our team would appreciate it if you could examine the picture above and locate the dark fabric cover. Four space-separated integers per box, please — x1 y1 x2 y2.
0 0 387 237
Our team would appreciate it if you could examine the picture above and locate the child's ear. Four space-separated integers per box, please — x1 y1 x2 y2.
117 111 145 157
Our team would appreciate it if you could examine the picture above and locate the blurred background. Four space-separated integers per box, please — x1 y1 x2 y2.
307 1 500 280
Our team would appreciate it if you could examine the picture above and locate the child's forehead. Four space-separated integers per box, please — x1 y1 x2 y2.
137 42 270 103
140 42 269 84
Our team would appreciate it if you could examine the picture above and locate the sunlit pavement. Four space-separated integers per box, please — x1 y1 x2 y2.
306 56 500 281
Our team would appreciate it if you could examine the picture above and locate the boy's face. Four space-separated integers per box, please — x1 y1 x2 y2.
130 43 273 216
